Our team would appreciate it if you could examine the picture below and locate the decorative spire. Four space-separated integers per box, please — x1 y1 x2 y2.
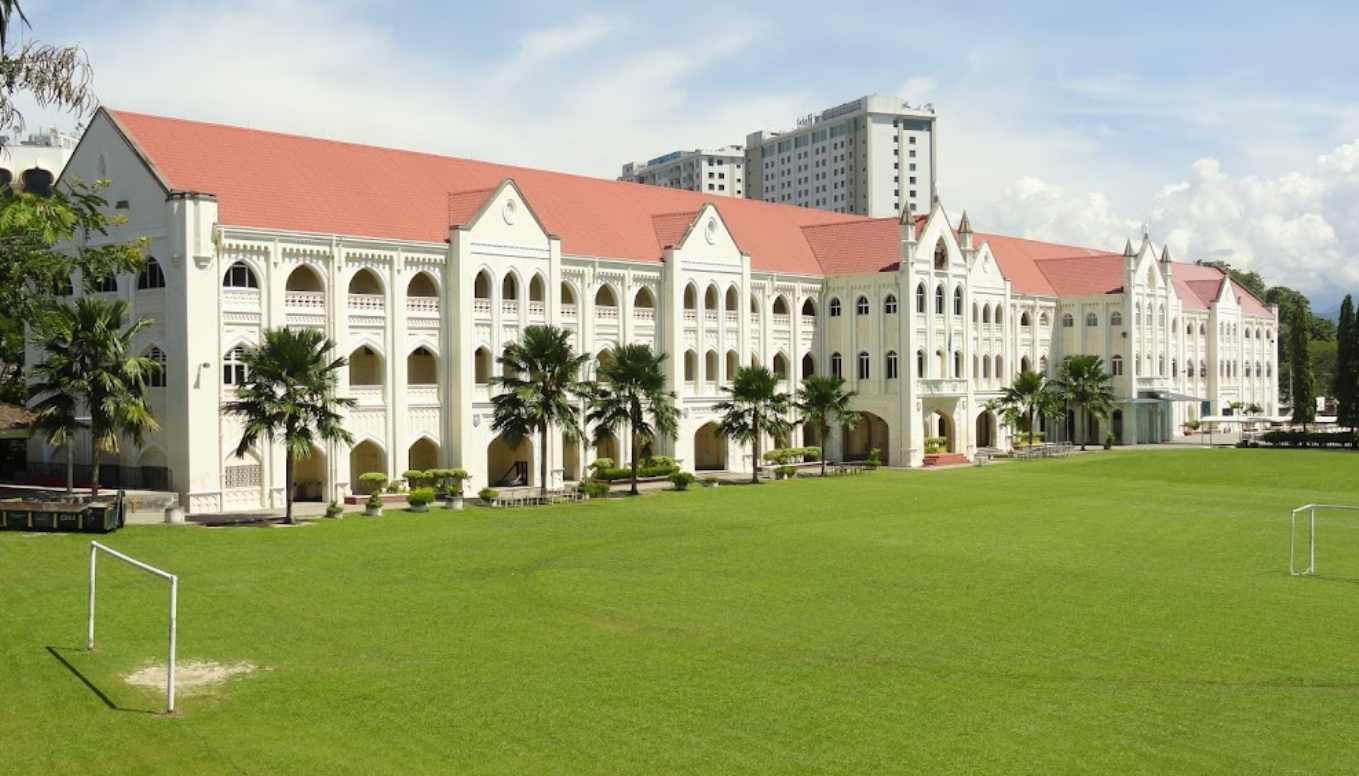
1123 239 1136 258
958 210 973 235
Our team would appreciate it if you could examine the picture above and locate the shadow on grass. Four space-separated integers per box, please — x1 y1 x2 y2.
45 646 159 715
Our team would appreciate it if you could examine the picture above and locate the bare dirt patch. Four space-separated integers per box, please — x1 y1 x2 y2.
125 661 258 694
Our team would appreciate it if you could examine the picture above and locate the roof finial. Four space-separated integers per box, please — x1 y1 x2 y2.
1123 238 1136 258
958 210 973 235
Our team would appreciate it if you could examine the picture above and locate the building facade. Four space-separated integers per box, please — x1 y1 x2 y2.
624 95 937 218
33 109 1276 512
619 147 745 197
2 127 79 194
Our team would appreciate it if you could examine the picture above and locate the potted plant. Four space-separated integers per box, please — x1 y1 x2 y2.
1104 431 1115 450
702 476 720 488
478 487 499 507
325 500 344 519
406 486 435 513
668 471 696 491
776 465 797 480
443 469 471 510
359 472 388 497
364 492 384 517
865 448 883 469
403 470 431 490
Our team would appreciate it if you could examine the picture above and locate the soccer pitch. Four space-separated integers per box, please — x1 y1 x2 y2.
4 449 1359 775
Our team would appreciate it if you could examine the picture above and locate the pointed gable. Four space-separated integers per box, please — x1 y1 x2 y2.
801 219 900 274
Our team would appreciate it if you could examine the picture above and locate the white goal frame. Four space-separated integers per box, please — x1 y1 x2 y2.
87 541 179 713
1289 504 1359 577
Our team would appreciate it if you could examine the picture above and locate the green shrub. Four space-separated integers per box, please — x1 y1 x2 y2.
589 458 614 474
478 487 499 503
359 472 388 494
577 481 611 498
406 487 436 508
403 470 431 489
923 437 947 454
365 492 384 511
385 479 406 494
865 448 882 468
762 447 821 464
1183 419 1201 431
776 465 797 479
668 471 697 491
591 462 680 481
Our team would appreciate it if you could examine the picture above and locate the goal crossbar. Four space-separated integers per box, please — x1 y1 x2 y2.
87 541 179 713
1289 504 1359 577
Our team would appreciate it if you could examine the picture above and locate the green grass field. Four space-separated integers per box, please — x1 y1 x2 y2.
4 448 1359 775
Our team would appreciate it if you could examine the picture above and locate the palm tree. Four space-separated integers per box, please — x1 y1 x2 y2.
29 297 160 497
1050 355 1115 450
1000 369 1058 447
223 327 354 525
587 343 680 495
716 365 793 484
796 374 861 476
489 325 590 496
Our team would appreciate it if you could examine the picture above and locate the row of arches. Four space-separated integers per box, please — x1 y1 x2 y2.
221 343 441 388
222 262 441 300
73 257 169 295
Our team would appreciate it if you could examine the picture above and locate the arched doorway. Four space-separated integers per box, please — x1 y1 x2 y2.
925 411 955 453
693 423 726 471
293 445 328 502
844 412 890 463
563 432 581 481
487 434 532 487
349 441 386 494
595 433 620 465
975 411 997 448
408 437 439 472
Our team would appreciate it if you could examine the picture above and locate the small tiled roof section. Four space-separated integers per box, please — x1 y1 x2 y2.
446 188 496 228
0 402 34 431
106 110 858 275
1032 254 1126 296
1172 262 1273 315
979 233 1115 296
801 218 901 274
651 211 701 249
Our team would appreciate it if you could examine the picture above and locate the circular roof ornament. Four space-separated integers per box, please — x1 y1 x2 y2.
503 198 518 225
704 218 718 245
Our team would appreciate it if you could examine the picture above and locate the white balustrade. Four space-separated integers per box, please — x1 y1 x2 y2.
348 294 385 312
561 304 578 319
350 385 385 405
773 314 790 328
704 311 719 325
473 299 492 316
406 297 439 316
597 306 619 321
528 301 546 318
502 301 519 316
683 309 698 323
223 289 261 309
285 291 326 310
635 308 655 322
408 385 439 406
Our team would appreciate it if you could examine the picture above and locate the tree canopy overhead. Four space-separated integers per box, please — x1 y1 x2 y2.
0 0 96 140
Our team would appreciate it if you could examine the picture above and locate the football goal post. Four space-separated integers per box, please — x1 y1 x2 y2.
1289 504 1359 576
87 541 179 713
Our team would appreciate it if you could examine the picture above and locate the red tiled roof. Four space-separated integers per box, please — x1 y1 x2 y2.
651 211 700 249
107 110 856 275
979 233 1114 295
447 188 495 228
802 219 900 274
1171 262 1273 315
1032 254 1125 296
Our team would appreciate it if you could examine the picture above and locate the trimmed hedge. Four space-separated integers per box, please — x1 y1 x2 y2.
593 463 680 482
1259 430 1357 447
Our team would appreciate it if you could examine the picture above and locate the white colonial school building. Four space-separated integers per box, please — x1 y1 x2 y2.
32 109 1278 512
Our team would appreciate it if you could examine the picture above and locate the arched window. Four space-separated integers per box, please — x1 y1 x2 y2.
830 352 844 378
801 298 816 317
772 296 789 316
953 287 963 316
856 296 869 316
1085 312 1098 327
1039 355 1048 374
502 274 519 301
886 351 899 379
1171 359 1178 378
408 347 438 385
349 268 383 296
726 287 739 312
982 304 992 324
704 285 719 311
21 167 53 196
934 285 945 315
972 303 979 323
633 287 655 309
683 350 697 382
1039 311 1050 327
995 307 1003 326
994 355 1003 377
473 271 492 299
224 262 258 288
916 350 926 376
223 346 248 386
89 274 118 294
1200 360 1207 378
1135 305 1142 326
829 297 842 317
1061 313 1074 328
933 238 947 269
857 351 870 380
954 350 963 377
145 347 167 387
1021 312 1032 328
1110 310 1123 327
474 347 492 384
1267 362 1273 378
915 283 926 312
683 284 698 310
137 258 166 290
884 294 898 315
1186 323 1194 336
1111 355 1124 376
983 354 992 379
595 285 618 307
1021 356 1032 373
1200 323 1207 337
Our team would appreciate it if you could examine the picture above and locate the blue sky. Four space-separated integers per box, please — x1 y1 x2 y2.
18 0 1359 308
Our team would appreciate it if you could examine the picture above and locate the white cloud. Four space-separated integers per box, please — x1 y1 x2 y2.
987 139 1359 307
